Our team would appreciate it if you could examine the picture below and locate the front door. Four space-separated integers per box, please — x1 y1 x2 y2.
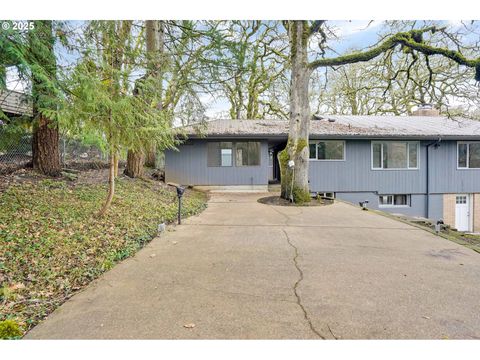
455 194 471 232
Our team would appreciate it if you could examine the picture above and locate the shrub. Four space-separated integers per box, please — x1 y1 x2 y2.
0 320 23 339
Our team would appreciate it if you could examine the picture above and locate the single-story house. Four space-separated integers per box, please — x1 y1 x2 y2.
165 108 480 232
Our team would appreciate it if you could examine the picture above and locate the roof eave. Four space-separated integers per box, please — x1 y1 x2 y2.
185 133 480 140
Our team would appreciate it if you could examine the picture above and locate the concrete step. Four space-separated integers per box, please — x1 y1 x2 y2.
268 184 281 192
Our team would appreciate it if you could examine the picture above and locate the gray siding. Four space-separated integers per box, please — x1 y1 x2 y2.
308 140 427 194
309 139 480 195
336 192 444 221
428 141 480 193
165 139 269 186
165 138 478 221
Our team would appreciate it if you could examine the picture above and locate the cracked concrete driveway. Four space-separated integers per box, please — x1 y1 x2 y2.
26 193 480 339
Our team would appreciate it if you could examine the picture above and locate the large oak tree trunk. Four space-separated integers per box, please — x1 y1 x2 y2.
279 21 311 203
30 20 61 177
124 150 145 178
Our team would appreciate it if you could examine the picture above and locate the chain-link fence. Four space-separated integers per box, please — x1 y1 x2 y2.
0 127 32 174
0 127 110 174
59 137 107 163
0 125 167 175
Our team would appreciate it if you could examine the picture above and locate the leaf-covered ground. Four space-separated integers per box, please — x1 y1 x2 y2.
0 175 207 338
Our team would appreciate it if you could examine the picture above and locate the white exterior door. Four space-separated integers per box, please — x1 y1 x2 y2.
455 195 471 232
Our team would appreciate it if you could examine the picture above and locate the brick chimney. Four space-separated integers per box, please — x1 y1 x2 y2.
412 103 440 116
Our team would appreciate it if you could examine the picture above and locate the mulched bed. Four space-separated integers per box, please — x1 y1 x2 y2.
257 195 334 206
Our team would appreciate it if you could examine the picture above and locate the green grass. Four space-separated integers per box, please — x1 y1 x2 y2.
0 178 207 338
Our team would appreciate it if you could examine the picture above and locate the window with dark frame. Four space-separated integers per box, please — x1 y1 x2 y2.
236 142 260 166
207 141 260 167
308 140 345 160
207 142 233 167
378 194 410 207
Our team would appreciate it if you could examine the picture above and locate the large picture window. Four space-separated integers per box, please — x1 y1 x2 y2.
458 142 480 169
207 141 260 167
372 141 419 169
236 142 260 166
309 140 345 160
207 142 233 167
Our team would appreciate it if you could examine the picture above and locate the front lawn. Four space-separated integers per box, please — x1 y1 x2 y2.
0 175 207 338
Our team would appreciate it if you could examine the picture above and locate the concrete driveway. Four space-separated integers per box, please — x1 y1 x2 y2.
26 193 480 339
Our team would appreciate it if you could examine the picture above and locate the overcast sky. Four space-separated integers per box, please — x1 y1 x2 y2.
4 20 471 118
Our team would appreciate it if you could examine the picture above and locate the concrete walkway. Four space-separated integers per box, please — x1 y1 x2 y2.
26 193 480 339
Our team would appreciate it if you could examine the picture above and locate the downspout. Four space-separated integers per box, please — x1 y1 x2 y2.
425 137 442 219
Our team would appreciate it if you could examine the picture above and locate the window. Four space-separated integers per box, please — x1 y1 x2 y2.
379 194 410 207
207 142 233 167
236 142 260 166
372 141 419 169
207 141 260 167
221 149 232 166
456 195 467 204
458 142 480 169
309 140 345 160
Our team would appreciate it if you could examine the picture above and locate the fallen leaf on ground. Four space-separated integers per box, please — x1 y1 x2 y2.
183 323 196 329
10 283 26 291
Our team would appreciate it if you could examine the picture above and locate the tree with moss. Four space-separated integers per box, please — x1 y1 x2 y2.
281 21 480 203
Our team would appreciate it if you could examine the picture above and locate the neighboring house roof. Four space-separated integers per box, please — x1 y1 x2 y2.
183 115 480 139
0 90 33 117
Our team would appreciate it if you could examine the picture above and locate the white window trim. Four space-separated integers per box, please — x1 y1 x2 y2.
378 194 411 208
220 148 233 167
309 140 346 161
457 141 480 170
371 141 419 170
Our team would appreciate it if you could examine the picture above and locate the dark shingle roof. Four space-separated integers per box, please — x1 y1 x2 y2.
183 115 480 139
